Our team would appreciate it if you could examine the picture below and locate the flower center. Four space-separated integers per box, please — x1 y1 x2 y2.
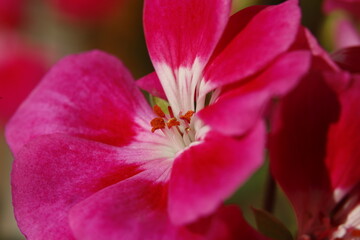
150 105 196 151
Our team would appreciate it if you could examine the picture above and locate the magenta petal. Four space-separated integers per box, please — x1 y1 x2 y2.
290 27 339 72
137 71 167 99
6 50 152 154
68 171 177 240
11 134 144 240
168 123 265 225
144 0 231 68
199 51 310 136
210 5 268 60
204 0 301 89
326 75 360 192
269 72 340 234
69 172 243 240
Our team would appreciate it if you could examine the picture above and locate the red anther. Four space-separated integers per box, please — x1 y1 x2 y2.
167 118 180 128
150 117 165 133
180 110 194 123
168 106 175 118
153 105 165 117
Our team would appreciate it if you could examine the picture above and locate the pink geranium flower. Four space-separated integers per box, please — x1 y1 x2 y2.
0 34 48 125
269 29 360 239
6 0 309 239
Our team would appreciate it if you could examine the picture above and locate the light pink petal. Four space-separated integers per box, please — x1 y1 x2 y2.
11 134 151 240
0 34 48 125
204 0 301 90
326 75 360 192
137 71 167 99
334 18 360 50
69 172 244 240
6 50 153 154
144 0 231 68
168 123 265 224
199 51 310 136
269 72 340 235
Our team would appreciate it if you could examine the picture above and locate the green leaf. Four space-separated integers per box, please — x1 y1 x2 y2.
252 207 294 240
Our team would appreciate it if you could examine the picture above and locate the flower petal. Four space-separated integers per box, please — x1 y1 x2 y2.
168 122 265 224
331 46 360 73
291 27 339 71
6 50 153 154
210 5 268 60
198 51 310 136
333 18 360 50
69 171 245 240
11 134 148 240
68 168 178 240
326 75 360 193
144 0 231 68
269 71 340 234
204 0 301 90
136 71 167 99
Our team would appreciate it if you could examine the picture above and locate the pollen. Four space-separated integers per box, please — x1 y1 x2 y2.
180 110 194 123
167 118 180 128
150 117 165 133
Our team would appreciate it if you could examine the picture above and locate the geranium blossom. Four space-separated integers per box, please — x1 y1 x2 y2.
6 0 310 239
269 28 360 240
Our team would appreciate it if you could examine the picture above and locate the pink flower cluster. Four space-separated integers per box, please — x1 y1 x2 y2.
5 0 360 239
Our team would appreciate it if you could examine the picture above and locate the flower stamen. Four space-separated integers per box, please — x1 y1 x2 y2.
167 118 180 128
180 110 194 123
153 105 165 117
150 117 165 133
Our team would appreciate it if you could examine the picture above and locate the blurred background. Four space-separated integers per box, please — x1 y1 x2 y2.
0 0 358 239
